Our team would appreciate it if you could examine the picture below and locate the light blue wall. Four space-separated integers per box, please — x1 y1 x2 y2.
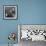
0 0 19 44
20 0 46 24
0 0 46 44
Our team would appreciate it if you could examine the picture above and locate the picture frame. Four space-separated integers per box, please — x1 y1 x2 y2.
18 24 46 42
3 5 17 20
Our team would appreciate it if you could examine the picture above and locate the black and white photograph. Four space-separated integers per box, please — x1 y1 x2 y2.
18 25 46 46
19 25 46 41
3 5 17 19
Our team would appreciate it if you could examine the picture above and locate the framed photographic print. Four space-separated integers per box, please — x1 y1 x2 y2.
18 24 46 42
3 5 17 20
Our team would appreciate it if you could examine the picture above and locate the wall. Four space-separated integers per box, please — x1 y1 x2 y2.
20 0 46 24
0 0 19 44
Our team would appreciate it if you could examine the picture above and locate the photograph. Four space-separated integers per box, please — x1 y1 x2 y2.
3 5 17 19
18 25 46 46
18 25 46 41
